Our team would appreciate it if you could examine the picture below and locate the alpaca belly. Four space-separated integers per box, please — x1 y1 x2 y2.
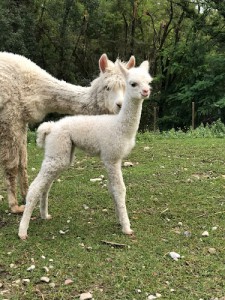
77 140 101 156
68 119 102 156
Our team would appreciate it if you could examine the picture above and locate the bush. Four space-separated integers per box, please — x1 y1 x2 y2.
140 119 225 139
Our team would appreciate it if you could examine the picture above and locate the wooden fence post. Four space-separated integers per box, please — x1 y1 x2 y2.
192 102 195 130
153 106 157 132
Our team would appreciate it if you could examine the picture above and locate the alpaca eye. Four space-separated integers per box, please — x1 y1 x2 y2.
131 82 137 87
104 86 110 91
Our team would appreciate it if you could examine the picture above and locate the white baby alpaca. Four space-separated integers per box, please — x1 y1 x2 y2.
19 59 152 239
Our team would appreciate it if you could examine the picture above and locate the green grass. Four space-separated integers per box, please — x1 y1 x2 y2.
0 132 225 299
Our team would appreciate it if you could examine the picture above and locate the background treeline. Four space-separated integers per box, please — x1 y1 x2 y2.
1 0 225 130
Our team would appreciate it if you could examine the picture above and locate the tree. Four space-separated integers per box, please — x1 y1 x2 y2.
0 0 38 57
1 0 225 130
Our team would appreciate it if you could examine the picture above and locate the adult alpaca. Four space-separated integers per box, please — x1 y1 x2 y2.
19 59 152 240
0 52 135 213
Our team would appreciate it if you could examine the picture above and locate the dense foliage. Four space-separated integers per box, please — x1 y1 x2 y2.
1 0 225 130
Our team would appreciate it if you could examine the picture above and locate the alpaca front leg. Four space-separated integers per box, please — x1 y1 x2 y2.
104 161 133 235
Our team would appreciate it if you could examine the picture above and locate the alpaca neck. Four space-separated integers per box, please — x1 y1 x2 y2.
26 77 104 123
46 80 94 115
118 91 144 138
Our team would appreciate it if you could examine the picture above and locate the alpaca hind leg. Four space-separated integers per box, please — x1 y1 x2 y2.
18 186 40 240
39 151 72 219
19 134 73 239
40 140 73 218
19 159 62 239
1 135 25 213
39 181 54 220
37 159 65 219
5 165 25 213
104 160 133 235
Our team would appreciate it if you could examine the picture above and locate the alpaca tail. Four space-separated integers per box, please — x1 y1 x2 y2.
36 121 55 148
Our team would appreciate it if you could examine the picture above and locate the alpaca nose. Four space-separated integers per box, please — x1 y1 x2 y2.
116 102 122 109
142 88 149 96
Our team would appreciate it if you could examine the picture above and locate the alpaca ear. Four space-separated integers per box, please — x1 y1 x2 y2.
118 61 129 78
139 60 149 71
99 54 108 73
126 56 135 69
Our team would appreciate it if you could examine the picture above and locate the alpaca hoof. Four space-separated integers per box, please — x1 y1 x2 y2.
122 228 134 235
46 214 52 220
18 233 28 240
41 214 52 220
11 205 25 214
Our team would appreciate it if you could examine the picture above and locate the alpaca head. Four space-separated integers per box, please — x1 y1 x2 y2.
91 54 136 114
118 60 152 101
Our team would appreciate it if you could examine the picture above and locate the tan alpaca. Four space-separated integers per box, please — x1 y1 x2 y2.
0 52 135 213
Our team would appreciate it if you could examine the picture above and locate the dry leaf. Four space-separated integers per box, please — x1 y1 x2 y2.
208 248 216 254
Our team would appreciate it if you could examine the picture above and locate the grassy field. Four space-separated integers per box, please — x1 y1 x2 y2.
0 132 225 300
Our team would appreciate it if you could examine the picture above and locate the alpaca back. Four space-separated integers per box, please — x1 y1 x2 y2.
36 122 55 148
0 52 53 82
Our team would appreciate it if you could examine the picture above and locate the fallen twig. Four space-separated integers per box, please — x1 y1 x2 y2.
101 240 127 248
160 208 169 214
197 210 225 218
36 288 45 300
